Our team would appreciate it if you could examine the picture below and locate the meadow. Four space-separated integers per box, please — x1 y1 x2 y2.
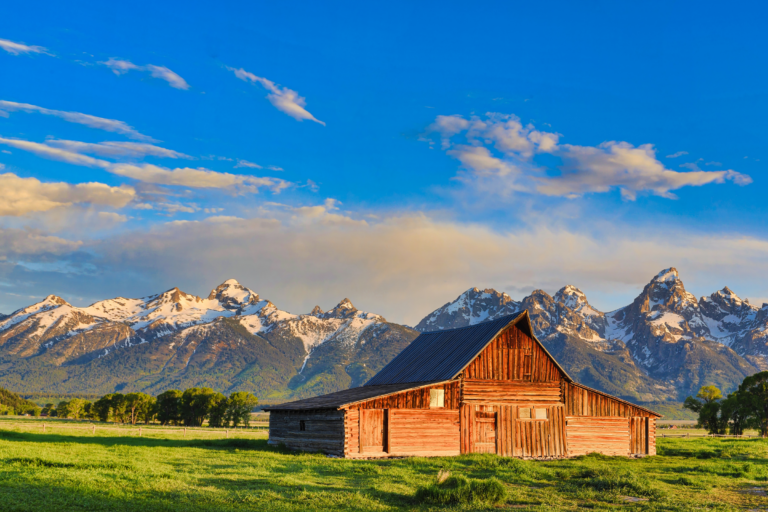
0 418 766 511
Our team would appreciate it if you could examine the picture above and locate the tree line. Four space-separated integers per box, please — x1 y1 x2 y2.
43 387 259 427
684 371 768 436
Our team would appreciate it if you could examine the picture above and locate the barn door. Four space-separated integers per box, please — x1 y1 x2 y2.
360 409 387 453
630 417 649 455
474 411 497 454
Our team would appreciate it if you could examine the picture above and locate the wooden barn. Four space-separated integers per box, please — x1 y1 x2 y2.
265 311 660 459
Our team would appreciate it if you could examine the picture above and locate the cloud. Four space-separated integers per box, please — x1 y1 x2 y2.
0 173 135 216
71 209 768 326
227 67 325 125
542 142 752 200
44 140 191 159
102 58 190 90
235 159 262 169
0 228 81 261
666 151 688 158
0 100 153 141
705 161 722 166
429 113 751 200
0 38 50 56
0 137 291 193
108 163 290 192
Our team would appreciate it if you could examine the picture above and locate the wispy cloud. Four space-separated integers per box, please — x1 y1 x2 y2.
0 100 154 141
102 58 190 90
44 140 191 159
0 137 291 193
0 38 51 56
235 159 262 169
227 67 325 125
666 151 688 158
428 113 751 200
234 159 283 171
0 172 135 216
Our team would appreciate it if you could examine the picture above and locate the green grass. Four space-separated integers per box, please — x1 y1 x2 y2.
0 418 767 511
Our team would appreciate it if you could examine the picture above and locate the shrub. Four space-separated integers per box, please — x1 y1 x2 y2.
415 473 507 505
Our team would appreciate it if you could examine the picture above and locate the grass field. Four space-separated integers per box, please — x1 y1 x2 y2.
0 418 766 511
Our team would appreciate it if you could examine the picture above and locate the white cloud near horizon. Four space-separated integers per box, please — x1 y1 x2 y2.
227 67 325 125
666 151 689 158
0 38 50 56
0 137 290 193
102 58 190 90
0 172 135 216
0 100 154 141
77 208 768 325
429 113 751 200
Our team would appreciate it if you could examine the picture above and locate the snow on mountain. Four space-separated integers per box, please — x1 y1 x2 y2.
414 287 521 331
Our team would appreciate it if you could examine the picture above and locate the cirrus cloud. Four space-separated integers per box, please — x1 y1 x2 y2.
227 67 325 125
0 38 51 56
0 100 154 141
102 58 190 90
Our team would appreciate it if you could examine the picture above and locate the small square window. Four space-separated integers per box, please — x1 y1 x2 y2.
534 408 548 420
519 408 531 419
299 420 306 431
429 389 445 408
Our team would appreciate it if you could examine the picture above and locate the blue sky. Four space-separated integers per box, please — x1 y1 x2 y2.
1 1 767 325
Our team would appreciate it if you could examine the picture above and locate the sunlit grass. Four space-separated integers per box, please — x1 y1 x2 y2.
0 419 766 511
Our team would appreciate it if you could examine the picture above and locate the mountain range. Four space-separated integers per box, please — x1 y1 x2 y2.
0 268 765 405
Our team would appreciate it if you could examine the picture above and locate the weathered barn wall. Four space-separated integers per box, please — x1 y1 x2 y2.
268 410 345 456
565 416 631 456
463 325 564 382
344 407 460 457
461 379 562 404
563 382 657 418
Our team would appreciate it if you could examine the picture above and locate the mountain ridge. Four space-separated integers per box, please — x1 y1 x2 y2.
0 269 764 403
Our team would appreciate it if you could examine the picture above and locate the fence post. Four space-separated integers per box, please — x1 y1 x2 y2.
184 428 186 437
92 425 96 435
43 423 46 433
139 427 142 437
226 429 229 439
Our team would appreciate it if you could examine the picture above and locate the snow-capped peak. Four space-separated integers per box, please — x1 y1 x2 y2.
654 267 679 284
337 298 355 309
207 279 260 309
554 285 588 310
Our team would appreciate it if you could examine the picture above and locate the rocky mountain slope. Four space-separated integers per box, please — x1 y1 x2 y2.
416 268 766 399
0 280 418 400
1 268 763 404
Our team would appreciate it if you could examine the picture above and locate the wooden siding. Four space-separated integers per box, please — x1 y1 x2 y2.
463 325 563 382
563 382 657 418
565 416 630 456
351 381 460 410
462 379 562 404
648 419 656 455
344 408 360 455
389 409 460 455
269 410 345 456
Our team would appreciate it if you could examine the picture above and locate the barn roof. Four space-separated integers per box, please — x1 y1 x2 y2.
364 311 572 386
262 381 449 411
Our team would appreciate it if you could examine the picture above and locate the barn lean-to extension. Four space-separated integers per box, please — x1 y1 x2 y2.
264 311 660 459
